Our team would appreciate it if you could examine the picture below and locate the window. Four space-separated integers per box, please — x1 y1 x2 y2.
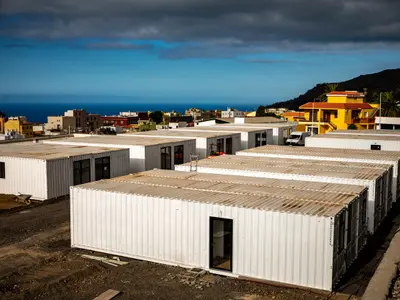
161 146 172 169
361 197 367 227
0 162 5 178
95 157 111 181
174 145 184 165
217 139 224 153
347 205 353 245
371 144 381 150
364 112 368 118
261 132 267 146
255 133 261 147
210 217 233 272
73 159 91 185
338 212 346 252
225 138 233 154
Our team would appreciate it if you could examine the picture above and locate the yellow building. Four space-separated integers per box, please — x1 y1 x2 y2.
0 117 5 134
5 117 34 138
298 91 377 134
282 111 305 122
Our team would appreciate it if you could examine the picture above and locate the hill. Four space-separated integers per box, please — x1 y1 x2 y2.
266 68 400 110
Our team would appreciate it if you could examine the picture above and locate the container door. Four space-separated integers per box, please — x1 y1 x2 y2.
225 138 233 154
210 217 233 272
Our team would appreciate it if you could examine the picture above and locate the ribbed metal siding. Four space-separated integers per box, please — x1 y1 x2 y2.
175 165 382 234
71 187 335 290
0 157 48 200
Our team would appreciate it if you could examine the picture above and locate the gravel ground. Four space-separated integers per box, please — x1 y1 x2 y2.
390 274 400 299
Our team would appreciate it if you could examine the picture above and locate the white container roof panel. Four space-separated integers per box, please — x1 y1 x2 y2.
308 134 400 141
130 130 240 138
74 174 358 217
143 169 366 195
0 143 124 160
238 145 400 162
44 135 192 146
177 155 387 180
176 127 268 133
328 130 400 136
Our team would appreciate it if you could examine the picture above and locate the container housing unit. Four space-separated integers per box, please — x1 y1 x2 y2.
70 169 367 291
43 136 196 173
127 130 241 159
176 155 392 234
327 130 400 137
237 145 400 204
214 123 297 145
305 134 400 152
0 143 129 201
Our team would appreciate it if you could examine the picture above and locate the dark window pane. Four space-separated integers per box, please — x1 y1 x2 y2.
161 147 172 169
225 138 233 154
217 139 224 153
174 145 184 165
0 162 5 179
210 218 233 272
262 132 267 146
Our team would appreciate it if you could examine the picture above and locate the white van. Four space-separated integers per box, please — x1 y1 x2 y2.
285 131 311 146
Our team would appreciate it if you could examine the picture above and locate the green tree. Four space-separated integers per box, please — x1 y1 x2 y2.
381 91 400 117
347 124 357 130
149 111 164 124
317 83 339 102
256 106 266 117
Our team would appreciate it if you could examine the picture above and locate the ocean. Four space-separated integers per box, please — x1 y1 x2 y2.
0 95 265 123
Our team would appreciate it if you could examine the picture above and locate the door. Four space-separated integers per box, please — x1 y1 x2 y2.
161 146 172 169
323 111 331 122
174 145 184 165
225 138 233 154
210 217 233 272
95 156 111 180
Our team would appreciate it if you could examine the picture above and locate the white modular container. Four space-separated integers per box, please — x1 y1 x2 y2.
127 130 241 159
327 130 400 137
305 134 400 152
71 170 366 291
237 145 400 205
171 127 273 150
44 136 196 173
176 155 391 234
0 143 129 201
216 123 297 145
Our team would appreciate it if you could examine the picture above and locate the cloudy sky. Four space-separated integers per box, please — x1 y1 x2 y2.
1 0 399 103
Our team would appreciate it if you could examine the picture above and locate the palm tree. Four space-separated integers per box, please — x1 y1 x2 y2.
381 91 400 117
317 83 339 102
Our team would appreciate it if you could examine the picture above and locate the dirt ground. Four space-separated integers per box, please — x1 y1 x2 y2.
0 199 358 300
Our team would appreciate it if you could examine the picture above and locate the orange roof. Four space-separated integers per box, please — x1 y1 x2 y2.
282 112 305 117
327 91 364 97
299 102 372 110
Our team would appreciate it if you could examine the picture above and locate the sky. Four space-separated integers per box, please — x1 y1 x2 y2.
0 0 400 104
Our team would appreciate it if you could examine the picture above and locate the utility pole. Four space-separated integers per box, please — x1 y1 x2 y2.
379 92 382 130
311 98 315 135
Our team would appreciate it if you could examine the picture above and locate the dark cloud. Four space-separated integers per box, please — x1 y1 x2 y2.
1 0 400 57
3 43 34 48
83 42 153 50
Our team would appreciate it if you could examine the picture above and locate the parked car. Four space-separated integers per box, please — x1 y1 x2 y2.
285 131 311 146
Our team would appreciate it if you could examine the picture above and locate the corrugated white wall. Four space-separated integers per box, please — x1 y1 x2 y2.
175 165 384 234
144 140 196 170
306 136 400 152
236 151 399 205
71 187 335 290
46 149 130 199
0 157 48 200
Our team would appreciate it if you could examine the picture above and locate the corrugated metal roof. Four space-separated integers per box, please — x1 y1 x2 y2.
239 145 400 162
172 127 269 133
75 171 359 217
308 134 400 141
219 123 296 129
328 130 400 135
131 130 240 138
178 155 387 180
0 143 123 160
44 135 194 146
143 169 366 195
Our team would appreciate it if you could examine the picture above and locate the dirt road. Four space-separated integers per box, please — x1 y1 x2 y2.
0 199 356 300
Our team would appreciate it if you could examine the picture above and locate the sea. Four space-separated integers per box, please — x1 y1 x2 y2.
0 95 265 123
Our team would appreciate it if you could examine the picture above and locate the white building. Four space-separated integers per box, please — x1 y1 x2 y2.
71 169 366 291
237 145 400 204
44 135 196 173
306 134 400 152
175 154 392 234
0 143 129 201
221 108 244 118
130 130 241 158
172 127 273 150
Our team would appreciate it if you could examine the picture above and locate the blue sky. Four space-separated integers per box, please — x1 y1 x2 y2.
1 0 400 104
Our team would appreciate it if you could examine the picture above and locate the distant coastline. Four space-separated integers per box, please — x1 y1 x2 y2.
0 95 263 123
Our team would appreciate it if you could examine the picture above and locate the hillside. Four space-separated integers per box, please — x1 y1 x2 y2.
266 68 400 110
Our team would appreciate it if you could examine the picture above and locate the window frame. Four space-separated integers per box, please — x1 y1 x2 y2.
174 145 184 165
95 156 111 181
73 159 91 185
0 162 5 179
161 146 172 169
